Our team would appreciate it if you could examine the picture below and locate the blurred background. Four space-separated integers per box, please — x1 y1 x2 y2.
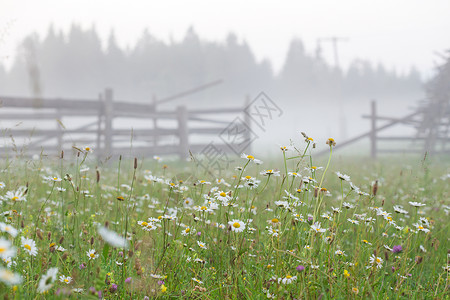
0 0 449 160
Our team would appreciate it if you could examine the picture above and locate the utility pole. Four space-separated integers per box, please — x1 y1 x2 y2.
318 36 349 141
318 36 349 68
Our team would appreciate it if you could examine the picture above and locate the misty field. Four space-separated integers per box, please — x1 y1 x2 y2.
0 138 449 299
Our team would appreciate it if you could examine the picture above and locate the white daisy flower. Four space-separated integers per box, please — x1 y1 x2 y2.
98 226 129 249
228 220 246 233
86 249 99 260
59 275 72 284
0 268 22 286
37 267 58 293
21 237 38 256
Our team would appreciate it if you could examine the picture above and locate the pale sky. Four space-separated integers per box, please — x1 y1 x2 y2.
1 0 449 78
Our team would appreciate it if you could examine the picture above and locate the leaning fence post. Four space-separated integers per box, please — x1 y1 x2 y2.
244 95 252 154
152 94 158 150
56 106 63 152
370 100 377 159
104 88 113 158
177 106 189 160
97 93 104 160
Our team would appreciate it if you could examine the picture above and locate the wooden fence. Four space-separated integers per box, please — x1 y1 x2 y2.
0 88 252 159
318 100 450 157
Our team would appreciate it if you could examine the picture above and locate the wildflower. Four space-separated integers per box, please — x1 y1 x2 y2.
347 219 359 225
409 201 425 207
86 249 99 260
215 191 230 202
0 238 16 259
110 284 118 292
326 138 336 147
369 254 383 269
2 189 27 202
98 226 129 249
278 275 297 284
0 268 22 286
267 226 280 237
125 277 132 283
197 241 207 250
344 269 350 277
260 169 280 176
413 223 430 233
342 202 355 209
336 172 351 181
393 205 408 214
153 155 162 162
288 172 301 178
59 275 72 284
392 245 403 253
310 223 326 233
352 287 359 294
228 220 245 233
83 146 93 153
197 180 211 185
38 267 58 293
296 265 305 272
241 153 263 164
21 237 38 256
362 239 372 246
192 277 203 284
0 182 4 189
160 284 167 293
335 250 345 256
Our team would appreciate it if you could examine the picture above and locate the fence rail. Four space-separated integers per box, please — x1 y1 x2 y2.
0 88 251 159
317 100 450 157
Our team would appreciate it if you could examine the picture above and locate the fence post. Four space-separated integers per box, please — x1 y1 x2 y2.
177 105 189 160
56 106 63 152
152 94 158 151
370 100 377 159
97 93 104 160
244 95 252 154
104 88 113 157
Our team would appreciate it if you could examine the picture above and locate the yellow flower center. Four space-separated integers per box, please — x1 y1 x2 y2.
141 222 148 226
85 147 90 151
418 226 424 230
185 200 190 204
0 247 5 253
233 222 241 228
64 278 69 283
307 137 314 141
12 196 18 201
185 228 190 233
200 206 207 211
200 180 206 183
245 176 252 180
49 243 56 247
247 155 254 160
24 244 31 251
376 258 381 263
271 218 279 223
267 170 272 173
286 275 292 279
311 166 316 170
90 253 95 258
158 216 163 220
220 192 226 197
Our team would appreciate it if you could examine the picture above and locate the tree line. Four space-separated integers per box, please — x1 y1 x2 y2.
0 24 423 106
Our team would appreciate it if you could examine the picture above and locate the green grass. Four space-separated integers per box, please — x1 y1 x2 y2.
0 140 449 299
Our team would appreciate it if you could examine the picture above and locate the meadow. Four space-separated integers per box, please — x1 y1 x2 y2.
0 136 449 299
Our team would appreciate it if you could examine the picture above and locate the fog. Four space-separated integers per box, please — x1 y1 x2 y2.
0 1 448 159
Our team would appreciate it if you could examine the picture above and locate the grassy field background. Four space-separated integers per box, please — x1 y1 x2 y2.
0 140 449 299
